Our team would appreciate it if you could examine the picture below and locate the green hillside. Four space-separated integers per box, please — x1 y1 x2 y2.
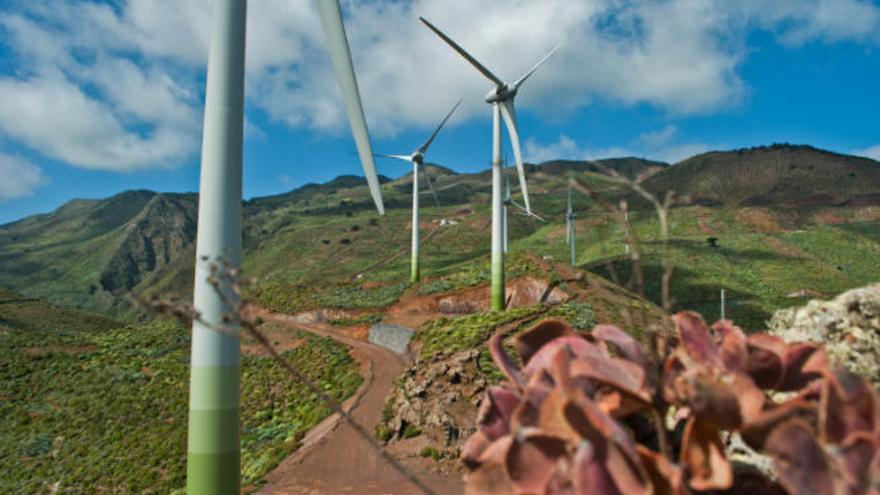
0 146 878 329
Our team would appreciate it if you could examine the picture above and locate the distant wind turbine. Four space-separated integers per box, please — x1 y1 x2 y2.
420 17 558 311
377 99 461 283
187 1 385 493
501 158 538 254
566 178 577 265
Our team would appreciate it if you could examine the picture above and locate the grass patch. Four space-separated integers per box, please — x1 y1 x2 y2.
0 321 361 493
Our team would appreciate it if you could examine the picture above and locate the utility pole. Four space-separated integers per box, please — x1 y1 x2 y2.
187 0 246 493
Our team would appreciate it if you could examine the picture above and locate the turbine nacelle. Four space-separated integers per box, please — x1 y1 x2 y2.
485 84 517 104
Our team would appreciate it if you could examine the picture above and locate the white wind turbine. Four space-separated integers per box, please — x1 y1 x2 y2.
186 1 385 493
377 100 461 283
421 17 558 310
501 159 542 254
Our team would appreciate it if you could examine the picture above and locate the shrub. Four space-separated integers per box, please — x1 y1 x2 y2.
461 313 880 494
419 446 442 460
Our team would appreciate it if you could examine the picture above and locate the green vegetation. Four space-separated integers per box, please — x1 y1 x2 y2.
0 320 360 493
419 446 442 460
419 305 548 359
320 283 410 309
547 301 597 330
0 288 118 333
327 313 385 327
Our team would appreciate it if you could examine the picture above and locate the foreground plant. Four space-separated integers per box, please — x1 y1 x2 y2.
462 313 880 494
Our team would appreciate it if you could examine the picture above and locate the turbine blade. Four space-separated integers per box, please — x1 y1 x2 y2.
514 44 560 89
375 153 412 162
499 100 531 215
422 166 441 207
417 99 462 154
510 198 544 221
318 0 385 215
419 17 504 87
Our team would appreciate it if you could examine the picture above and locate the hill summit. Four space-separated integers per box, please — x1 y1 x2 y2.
640 144 880 207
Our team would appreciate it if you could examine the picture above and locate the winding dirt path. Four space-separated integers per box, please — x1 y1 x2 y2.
250 308 463 495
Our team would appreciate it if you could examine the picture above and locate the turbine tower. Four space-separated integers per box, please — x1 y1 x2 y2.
377 100 460 283
187 1 246 492
187 1 384 493
566 178 577 266
420 17 558 311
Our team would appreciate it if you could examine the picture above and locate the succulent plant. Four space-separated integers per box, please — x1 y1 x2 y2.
461 313 880 494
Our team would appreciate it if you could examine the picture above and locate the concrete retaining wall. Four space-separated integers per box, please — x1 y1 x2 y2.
368 323 414 355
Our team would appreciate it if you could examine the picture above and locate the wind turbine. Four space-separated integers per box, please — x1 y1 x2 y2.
566 178 577 265
501 158 539 254
420 17 558 311
377 100 461 283
186 1 385 493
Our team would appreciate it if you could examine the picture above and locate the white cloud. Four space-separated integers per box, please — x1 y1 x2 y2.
638 126 678 148
0 76 196 170
853 145 880 162
0 153 45 201
0 0 878 172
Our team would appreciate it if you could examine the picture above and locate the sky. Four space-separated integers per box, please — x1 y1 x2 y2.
0 0 878 224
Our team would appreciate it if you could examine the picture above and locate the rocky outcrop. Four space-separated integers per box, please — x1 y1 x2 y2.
768 284 880 387
99 194 196 293
381 349 487 463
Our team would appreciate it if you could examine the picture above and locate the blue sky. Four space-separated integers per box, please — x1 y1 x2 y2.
0 0 878 224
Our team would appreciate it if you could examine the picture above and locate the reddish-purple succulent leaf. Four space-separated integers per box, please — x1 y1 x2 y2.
663 353 688 404
728 372 766 425
567 350 651 404
512 371 554 431
838 433 876 494
489 331 526 389
712 320 748 372
564 397 650 494
592 324 649 367
505 430 568 494
478 386 521 441
538 386 581 443
681 417 733 491
523 335 604 377
462 430 492 469
515 319 577 366
574 440 623 495
465 436 518 495
637 445 686 495
778 343 826 392
683 374 743 430
741 397 818 450
465 461 517 495
675 312 723 368
745 334 787 389
765 419 839 495
821 370 876 445
868 450 880 495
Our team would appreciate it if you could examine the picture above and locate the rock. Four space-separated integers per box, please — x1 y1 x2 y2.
768 284 880 388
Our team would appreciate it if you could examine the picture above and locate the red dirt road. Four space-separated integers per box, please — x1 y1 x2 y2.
252 309 463 495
